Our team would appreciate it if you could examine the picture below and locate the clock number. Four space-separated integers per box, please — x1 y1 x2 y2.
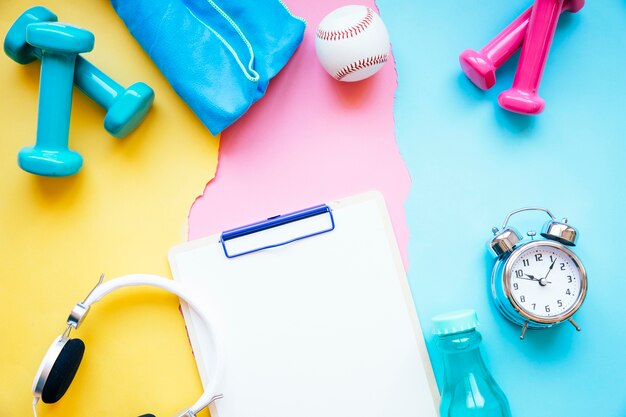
520 295 526 302
515 269 524 278
550 255 555 263
523 259 530 267
513 283 519 290
535 253 543 262
545 305 551 313
567 275 573 283
531 303 536 310
566 289 571 295
560 263 566 271
557 300 563 308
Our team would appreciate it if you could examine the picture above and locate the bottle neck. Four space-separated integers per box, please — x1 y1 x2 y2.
437 330 486 381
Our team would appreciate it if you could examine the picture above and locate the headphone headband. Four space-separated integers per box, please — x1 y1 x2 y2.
32 274 223 417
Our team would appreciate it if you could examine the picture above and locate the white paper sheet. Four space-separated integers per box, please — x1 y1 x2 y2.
169 191 439 417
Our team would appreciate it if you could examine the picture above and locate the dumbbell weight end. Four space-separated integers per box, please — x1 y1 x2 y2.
3 6 55 64
74 57 154 138
74 59 154 138
18 147 83 177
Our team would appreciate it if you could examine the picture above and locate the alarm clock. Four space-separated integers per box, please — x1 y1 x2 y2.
489 207 587 339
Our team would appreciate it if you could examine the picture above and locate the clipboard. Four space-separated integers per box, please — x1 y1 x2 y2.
168 191 439 417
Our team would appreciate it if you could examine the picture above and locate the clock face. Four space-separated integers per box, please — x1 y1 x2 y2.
506 243 585 321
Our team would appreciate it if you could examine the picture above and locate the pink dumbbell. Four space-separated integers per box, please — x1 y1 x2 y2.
498 0 584 115
459 0 583 90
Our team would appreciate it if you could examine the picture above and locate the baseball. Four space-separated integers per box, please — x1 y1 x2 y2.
315 5 390 82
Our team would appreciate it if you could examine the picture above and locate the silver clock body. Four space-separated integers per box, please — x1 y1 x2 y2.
491 239 587 329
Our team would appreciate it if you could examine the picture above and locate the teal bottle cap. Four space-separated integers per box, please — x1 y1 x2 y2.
432 309 479 335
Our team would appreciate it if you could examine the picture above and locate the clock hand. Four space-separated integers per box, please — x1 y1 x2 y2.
515 274 540 282
543 259 557 281
517 274 552 285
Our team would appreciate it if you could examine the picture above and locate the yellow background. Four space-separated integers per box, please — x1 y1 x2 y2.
0 1 219 415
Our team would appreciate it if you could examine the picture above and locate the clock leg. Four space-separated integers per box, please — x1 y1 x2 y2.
569 317 581 331
520 321 529 340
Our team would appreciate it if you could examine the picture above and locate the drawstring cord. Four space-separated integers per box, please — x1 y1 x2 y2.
186 0 260 82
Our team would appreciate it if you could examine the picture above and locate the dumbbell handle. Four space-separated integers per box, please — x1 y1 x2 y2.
74 58 123 109
482 7 532 69
513 0 564 91
37 52 76 149
31 48 123 109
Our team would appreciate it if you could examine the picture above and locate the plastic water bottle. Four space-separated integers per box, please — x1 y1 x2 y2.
432 310 512 417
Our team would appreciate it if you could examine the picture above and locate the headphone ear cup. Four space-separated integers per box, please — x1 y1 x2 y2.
138 414 156 417
41 338 85 403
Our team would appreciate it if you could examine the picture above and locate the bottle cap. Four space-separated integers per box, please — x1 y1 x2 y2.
432 309 479 335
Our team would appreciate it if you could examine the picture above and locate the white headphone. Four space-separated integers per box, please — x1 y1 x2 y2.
32 274 223 417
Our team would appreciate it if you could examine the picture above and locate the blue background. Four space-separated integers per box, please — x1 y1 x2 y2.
377 0 626 415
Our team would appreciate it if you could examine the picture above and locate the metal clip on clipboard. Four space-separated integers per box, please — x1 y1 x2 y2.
220 205 336 258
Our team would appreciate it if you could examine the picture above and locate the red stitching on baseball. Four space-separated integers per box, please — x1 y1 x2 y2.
316 8 374 41
334 54 388 80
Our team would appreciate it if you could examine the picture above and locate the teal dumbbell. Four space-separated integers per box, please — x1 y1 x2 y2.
18 22 94 177
4 6 154 139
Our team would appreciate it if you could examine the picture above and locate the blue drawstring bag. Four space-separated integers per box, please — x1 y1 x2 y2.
110 0 306 135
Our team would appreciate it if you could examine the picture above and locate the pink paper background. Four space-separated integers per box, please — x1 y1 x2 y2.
188 0 411 267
